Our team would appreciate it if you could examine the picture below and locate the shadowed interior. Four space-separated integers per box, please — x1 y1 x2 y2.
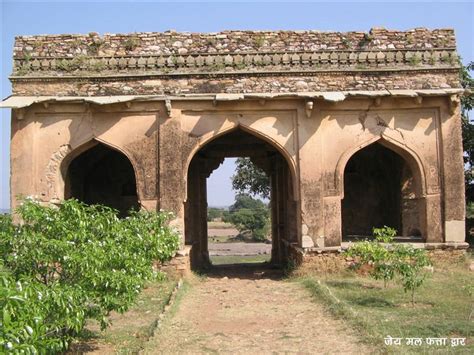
342 142 423 239
65 143 139 217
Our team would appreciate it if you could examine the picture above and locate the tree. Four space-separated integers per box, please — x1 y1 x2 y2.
228 207 269 241
224 194 270 241
231 158 270 199
207 207 224 221
228 193 265 212
461 62 474 201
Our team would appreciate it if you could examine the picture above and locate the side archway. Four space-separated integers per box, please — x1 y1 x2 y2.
62 140 140 216
340 139 426 239
335 136 427 197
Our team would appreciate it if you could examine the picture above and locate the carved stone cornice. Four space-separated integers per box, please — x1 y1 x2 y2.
12 48 459 78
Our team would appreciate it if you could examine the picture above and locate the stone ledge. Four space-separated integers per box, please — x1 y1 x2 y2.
1 89 465 110
291 241 470 255
13 49 459 77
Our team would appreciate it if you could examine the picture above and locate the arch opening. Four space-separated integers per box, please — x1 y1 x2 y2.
342 142 425 241
64 142 139 217
185 128 298 270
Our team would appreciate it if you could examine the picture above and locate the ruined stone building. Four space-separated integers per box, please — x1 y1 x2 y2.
1 28 468 267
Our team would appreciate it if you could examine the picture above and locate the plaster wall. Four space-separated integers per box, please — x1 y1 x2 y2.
9 96 466 246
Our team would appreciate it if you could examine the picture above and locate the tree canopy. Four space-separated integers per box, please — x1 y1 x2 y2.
223 194 270 241
461 62 474 201
231 157 270 199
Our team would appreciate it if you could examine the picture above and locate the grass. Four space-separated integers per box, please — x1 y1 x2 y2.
210 254 271 265
142 277 197 353
71 274 180 354
298 254 473 354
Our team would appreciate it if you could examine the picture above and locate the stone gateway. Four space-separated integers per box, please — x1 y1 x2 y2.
1 28 468 268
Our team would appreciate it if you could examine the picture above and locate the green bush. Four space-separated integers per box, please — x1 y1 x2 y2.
391 244 431 306
372 225 396 243
0 198 180 353
1 276 86 353
345 226 431 303
345 226 396 287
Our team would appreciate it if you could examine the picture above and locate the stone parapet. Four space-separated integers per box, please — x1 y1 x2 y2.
9 28 461 95
13 28 456 58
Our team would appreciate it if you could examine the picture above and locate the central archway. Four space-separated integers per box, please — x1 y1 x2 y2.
185 128 298 269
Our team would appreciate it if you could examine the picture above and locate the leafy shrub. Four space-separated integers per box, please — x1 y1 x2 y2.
1 276 86 353
391 244 431 306
346 226 396 287
345 226 432 303
0 198 180 353
372 225 396 243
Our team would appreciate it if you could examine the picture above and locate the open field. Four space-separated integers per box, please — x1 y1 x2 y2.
210 254 271 265
207 221 236 229
209 241 271 256
298 253 474 353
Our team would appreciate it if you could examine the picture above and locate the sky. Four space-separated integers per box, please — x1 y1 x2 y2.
0 0 473 209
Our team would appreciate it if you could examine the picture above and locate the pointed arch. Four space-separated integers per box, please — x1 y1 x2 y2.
340 138 427 239
59 137 140 192
184 123 299 268
57 138 140 216
335 136 427 198
184 122 299 200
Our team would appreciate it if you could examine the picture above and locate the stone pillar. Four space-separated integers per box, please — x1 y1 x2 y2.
159 117 184 215
158 115 186 245
424 194 443 242
323 196 342 247
199 171 210 266
276 157 286 263
270 160 280 263
185 158 206 267
10 111 36 209
440 98 466 243
185 155 220 268
297 108 324 249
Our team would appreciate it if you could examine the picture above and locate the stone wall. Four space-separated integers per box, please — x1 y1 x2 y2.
11 70 460 96
13 28 456 58
10 28 461 95
5 28 467 258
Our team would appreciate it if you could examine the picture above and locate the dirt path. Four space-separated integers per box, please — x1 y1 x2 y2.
144 265 372 354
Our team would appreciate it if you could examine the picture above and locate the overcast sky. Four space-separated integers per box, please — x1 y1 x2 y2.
1 0 473 209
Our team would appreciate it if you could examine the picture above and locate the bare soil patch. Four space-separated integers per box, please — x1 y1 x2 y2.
209 242 271 256
144 265 372 354
208 227 239 238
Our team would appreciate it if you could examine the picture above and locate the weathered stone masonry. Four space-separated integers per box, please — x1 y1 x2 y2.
1 28 468 267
